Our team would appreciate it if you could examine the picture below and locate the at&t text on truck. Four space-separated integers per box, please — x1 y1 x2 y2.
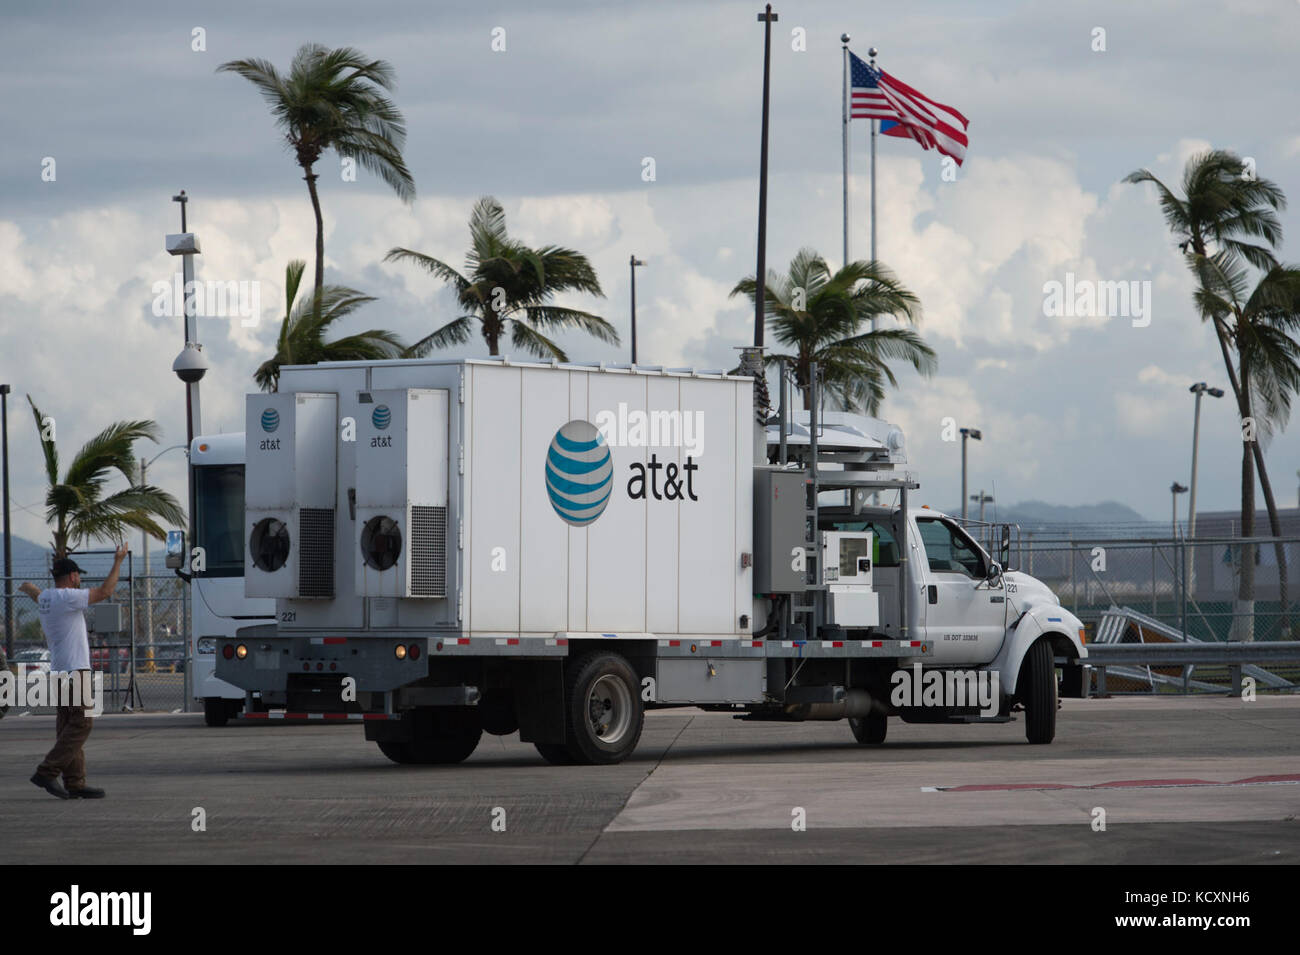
215 357 1087 764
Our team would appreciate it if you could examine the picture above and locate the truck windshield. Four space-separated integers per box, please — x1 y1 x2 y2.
193 464 245 578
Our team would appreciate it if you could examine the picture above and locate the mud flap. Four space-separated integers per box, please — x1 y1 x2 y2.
512 660 566 744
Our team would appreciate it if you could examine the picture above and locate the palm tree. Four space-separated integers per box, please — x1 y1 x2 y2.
1126 150 1289 632
255 260 411 392
1191 253 1300 638
729 248 935 413
385 196 617 360
26 397 185 560
219 45 415 298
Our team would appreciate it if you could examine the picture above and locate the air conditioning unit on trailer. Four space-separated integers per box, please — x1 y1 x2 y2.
354 388 450 599
244 392 338 598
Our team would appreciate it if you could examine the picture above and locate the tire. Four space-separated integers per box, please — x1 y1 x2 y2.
849 711 887 744
561 653 644 765
1022 639 1057 744
377 740 416 764
407 708 483 765
203 699 230 728
534 742 578 765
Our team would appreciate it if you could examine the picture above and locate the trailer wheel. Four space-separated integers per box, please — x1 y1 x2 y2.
562 653 644 765
410 708 483 764
377 740 416 764
203 699 229 728
849 712 887 744
378 708 483 765
534 742 578 765
1022 639 1057 744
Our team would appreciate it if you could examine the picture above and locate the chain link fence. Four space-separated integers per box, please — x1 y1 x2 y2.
3 561 189 714
1014 534 1300 693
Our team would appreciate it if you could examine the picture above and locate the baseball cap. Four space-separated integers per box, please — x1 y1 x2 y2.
51 557 86 578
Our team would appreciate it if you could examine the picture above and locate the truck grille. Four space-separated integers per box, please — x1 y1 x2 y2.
409 505 447 597
298 507 335 597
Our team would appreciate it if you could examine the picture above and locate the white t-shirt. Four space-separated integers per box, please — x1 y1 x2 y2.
38 587 91 672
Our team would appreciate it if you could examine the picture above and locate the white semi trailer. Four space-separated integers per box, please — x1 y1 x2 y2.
214 357 1087 765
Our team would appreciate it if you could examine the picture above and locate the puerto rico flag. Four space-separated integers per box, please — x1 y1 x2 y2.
849 52 969 165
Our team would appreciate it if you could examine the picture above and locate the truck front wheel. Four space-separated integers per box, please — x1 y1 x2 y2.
1021 639 1057 744
561 653 644 765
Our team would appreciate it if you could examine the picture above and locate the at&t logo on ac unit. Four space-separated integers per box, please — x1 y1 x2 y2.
370 404 393 447
258 407 282 450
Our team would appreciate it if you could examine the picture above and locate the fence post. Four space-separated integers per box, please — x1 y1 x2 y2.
1180 534 1189 640
1151 543 1156 614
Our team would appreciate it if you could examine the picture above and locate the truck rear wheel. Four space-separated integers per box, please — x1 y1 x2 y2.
534 742 578 765
561 653 644 765
1022 639 1057 744
849 711 887 744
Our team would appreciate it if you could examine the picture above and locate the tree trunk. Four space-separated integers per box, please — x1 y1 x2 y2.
1236 358 1256 642
303 163 325 300
1253 446 1289 637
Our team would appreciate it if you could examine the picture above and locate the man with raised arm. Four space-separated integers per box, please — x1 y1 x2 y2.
19 543 128 799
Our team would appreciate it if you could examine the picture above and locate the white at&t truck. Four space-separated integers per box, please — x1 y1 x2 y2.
214 357 1087 765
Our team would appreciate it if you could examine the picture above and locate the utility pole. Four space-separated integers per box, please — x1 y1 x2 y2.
753 4 778 348
629 255 645 364
970 490 994 523
1 383 12 659
959 427 982 520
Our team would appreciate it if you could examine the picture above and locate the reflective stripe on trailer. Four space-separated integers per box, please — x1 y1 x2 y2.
241 712 398 721
310 637 348 645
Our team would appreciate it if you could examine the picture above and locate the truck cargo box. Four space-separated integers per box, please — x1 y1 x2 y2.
265 359 754 639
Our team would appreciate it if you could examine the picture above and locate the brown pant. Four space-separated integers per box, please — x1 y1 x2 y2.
37 705 94 790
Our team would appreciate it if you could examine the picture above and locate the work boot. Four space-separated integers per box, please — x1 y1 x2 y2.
30 773 70 800
67 785 106 799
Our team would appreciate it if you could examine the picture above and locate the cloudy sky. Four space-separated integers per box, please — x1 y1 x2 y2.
2 0 1299 547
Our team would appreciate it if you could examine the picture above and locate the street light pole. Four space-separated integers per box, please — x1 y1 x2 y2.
1186 383 1224 595
629 256 645 364
970 490 993 523
959 427 982 520
139 444 186 657
1 383 12 659
753 4 778 349
1171 481 1188 537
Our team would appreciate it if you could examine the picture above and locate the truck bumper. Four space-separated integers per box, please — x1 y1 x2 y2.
215 630 432 696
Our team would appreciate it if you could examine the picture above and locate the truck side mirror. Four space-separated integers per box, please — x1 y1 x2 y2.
999 524 1012 570
165 529 186 570
986 560 1003 584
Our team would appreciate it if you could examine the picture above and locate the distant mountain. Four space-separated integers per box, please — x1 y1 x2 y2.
945 500 1157 533
4 534 170 577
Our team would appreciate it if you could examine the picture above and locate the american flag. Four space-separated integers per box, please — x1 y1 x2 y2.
849 52 970 166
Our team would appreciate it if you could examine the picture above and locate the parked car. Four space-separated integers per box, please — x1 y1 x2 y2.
90 644 129 673
13 648 51 673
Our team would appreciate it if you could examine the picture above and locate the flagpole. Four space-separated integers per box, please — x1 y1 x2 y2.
841 33 850 269
869 46 878 334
